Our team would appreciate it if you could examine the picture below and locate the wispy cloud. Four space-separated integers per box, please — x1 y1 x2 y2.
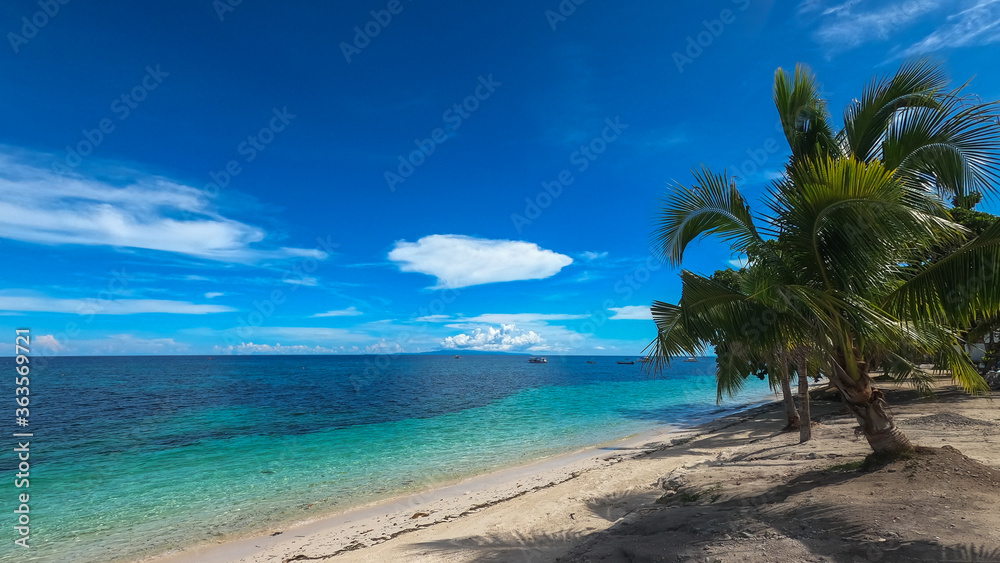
0 148 327 263
803 0 1000 56
898 0 1000 56
608 305 653 320
205 292 225 299
0 292 234 315
311 306 363 317
805 0 942 54
388 235 573 289
45 334 191 355
415 313 586 324
580 251 609 261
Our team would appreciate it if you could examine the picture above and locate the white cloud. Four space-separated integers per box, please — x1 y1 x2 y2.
898 0 1000 56
312 306 363 317
608 306 653 320
417 313 586 324
213 342 343 355
58 334 190 355
205 292 224 299
251 327 365 340
805 0 942 53
0 293 234 315
365 339 404 354
580 251 608 261
34 334 62 352
388 235 573 289
441 323 544 351
804 0 1000 56
284 277 319 287
414 314 452 322
729 257 750 269
0 148 327 263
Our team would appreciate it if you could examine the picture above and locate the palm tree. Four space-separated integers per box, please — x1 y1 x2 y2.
649 60 1000 454
707 267 804 430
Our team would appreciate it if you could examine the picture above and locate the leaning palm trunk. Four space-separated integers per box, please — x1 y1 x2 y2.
796 350 811 443
828 358 913 454
779 361 800 430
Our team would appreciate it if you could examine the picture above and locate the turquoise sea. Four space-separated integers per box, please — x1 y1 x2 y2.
5 355 774 562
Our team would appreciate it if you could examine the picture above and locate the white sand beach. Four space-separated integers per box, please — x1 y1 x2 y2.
146 379 1000 562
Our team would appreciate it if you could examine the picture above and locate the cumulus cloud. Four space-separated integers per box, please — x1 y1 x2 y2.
0 293 234 315
388 235 573 289
608 306 653 320
0 149 327 263
312 306 363 317
33 334 62 352
441 323 544 351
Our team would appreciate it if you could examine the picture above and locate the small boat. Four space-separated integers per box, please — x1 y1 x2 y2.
586 360 596 364
454 355 461 359
683 356 699 362
639 356 652 363
617 360 635 365
528 357 547 364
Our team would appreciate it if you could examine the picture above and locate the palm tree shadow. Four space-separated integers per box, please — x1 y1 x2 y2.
406 529 587 562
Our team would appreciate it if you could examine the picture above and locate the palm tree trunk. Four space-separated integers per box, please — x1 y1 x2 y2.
828 356 913 454
780 360 800 430
797 350 811 443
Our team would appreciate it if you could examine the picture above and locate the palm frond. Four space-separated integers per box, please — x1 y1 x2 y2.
883 90 1000 205
771 157 963 294
773 64 839 161
885 218 1000 326
842 58 948 162
652 166 763 267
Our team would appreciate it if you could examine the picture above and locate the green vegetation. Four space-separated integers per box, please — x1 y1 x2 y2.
648 59 1000 454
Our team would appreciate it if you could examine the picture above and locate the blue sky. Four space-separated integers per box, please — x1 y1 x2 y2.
2 0 999 356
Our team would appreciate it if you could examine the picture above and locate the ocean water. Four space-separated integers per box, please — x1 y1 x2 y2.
4 355 774 562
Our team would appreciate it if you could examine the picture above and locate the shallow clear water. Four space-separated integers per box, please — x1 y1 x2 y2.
5 355 773 562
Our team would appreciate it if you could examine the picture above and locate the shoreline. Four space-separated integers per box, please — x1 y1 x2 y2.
143 398 782 563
